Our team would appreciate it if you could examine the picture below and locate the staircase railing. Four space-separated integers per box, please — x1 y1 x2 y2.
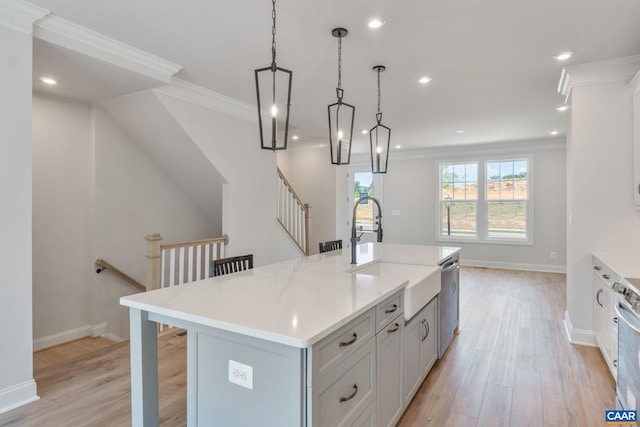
277 167 310 255
95 258 146 292
145 233 229 291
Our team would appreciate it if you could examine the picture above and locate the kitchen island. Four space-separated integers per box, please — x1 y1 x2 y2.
120 243 459 426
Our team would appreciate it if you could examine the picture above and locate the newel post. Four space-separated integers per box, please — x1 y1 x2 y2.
145 233 163 291
304 204 311 256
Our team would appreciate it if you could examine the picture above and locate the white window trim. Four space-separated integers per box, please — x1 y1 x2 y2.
435 155 534 245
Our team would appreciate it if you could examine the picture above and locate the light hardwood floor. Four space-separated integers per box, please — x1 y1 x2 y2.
0 267 617 426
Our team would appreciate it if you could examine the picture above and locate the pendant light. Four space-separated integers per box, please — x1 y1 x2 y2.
328 28 355 165
255 0 292 151
370 65 391 174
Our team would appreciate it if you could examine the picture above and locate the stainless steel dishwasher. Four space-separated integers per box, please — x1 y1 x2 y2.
439 254 460 358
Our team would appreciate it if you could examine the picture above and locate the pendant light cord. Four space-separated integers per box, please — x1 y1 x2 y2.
377 68 381 115
271 0 277 65
337 35 342 91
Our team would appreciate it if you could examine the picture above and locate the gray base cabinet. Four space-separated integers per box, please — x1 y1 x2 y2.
403 297 438 408
188 289 415 426
376 315 404 427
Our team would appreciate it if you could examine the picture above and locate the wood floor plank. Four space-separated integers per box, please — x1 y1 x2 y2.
476 383 513 427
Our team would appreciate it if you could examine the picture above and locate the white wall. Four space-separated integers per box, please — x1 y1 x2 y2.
31 93 219 343
566 79 640 343
0 24 38 414
156 92 302 265
286 140 567 270
32 94 92 341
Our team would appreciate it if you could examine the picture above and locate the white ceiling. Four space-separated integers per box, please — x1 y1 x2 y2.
29 0 640 152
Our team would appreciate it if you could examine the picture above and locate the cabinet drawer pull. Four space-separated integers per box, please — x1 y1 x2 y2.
338 333 357 347
387 323 399 333
385 304 398 314
339 384 358 403
421 319 430 341
596 289 604 307
614 316 618 324
594 265 602 271
614 359 618 368
602 274 610 280
425 320 430 339
452 280 457 293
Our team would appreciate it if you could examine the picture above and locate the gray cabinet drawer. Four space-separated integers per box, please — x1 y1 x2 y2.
309 338 376 427
375 290 404 333
308 308 375 384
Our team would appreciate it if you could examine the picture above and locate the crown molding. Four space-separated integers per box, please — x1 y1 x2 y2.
558 55 640 100
155 78 258 123
0 0 49 34
33 15 182 83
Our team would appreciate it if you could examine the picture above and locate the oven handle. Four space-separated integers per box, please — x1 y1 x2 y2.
615 303 640 334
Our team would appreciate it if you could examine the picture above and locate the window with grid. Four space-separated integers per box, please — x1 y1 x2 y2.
486 160 528 240
440 162 478 238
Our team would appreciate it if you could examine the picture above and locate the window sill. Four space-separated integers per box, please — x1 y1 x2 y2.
435 236 533 246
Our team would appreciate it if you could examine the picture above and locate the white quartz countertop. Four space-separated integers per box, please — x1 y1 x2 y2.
593 253 640 280
121 243 459 348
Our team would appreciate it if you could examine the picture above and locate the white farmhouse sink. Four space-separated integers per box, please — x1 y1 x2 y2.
350 262 441 321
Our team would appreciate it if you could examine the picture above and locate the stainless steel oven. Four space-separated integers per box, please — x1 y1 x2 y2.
613 277 640 416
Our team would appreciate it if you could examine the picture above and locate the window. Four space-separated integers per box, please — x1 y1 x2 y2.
438 157 532 244
440 162 478 238
353 170 376 231
486 160 528 239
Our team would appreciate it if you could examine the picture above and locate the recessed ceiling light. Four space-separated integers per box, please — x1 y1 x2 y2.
361 129 369 134
418 76 432 84
40 77 57 85
555 105 569 112
550 130 559 135
456 130 465 134
395 145 401 149
367 18 385 29
553 51 573 61
292 135 299 140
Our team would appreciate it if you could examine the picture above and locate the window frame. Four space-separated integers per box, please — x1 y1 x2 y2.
436 155 534 245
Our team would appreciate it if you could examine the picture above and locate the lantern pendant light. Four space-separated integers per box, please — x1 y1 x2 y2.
255 0 292 151
328 28 355 165
370 65 391 174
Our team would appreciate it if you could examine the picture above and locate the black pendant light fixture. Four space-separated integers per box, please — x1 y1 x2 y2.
255 0 292 151
370 65 391 174
328 28 355 165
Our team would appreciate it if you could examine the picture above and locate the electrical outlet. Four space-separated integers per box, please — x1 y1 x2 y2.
229 360 253 389
550 251 557 259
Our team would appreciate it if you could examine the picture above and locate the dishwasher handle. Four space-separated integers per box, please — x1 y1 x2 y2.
615 303 640 335
441 260 460 273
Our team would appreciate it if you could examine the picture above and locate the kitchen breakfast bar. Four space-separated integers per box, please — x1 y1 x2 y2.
120 243 460 427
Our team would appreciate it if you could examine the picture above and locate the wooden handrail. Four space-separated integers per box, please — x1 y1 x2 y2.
159 234 229 250
95 259 146 293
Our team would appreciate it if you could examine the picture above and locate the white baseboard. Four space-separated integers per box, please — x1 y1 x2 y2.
103 332 125 343
33 323 110 351
0 380 39 415
461 259 567 273
563 310 597 346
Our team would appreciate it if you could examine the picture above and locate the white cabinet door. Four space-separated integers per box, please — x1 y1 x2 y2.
377 315 404 427
592 260 618 379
